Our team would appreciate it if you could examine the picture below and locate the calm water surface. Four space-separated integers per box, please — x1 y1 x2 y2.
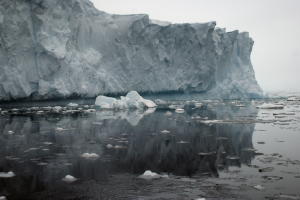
0 96 300 200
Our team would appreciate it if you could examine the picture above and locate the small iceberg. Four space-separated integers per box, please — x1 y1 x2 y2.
62 175 78 183
81 153 100 159
95 91 157 110
139 170 168 180
0 196 7 200
0 171 15 178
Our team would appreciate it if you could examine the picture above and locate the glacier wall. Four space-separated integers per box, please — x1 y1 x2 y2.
0 0 262 101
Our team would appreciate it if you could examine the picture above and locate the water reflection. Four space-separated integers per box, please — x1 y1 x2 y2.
0 101 258 199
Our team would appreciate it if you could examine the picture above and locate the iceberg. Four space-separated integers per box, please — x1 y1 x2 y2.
0 0 262 101
95 91 157 110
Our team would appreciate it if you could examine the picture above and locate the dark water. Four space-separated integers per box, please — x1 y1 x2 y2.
0 97 300 200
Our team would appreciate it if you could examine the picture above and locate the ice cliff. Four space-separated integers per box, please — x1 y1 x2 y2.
0 0 262 101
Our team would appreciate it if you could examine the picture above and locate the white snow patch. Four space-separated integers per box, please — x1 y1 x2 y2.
0 171 15 178
95 91 157 110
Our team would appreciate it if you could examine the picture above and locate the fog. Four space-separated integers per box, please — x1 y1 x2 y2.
91 0 300 93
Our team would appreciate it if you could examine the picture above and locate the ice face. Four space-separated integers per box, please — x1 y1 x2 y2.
0 0 262 101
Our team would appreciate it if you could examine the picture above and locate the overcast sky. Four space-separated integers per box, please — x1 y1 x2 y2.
91 0 300 92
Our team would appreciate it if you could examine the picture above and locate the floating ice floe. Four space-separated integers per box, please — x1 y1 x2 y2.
177 140 189 144
139 170 168 180
199 120 224 124
161 130 170 134
287 97 300 101
53 106 63 112
165 111 173 116
0 171 15 178
175 108 185 113
0 196 7 200
195 198 206 200
279 194 300 200
253 185 264 191
81 153 99 159
8 130 14 135
256 103 284 110
67 103 79 107
62 175 78 183
95 91 156 110
106 144 114 149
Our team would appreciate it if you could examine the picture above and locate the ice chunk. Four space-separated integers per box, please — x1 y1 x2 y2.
95 91 157 110
62 175 78 183
175 108 185 113
0 171 15 178
67 103 79 107
287 97 300 101
139 170 168 180
106 144 114 149
81 153 100 159
53 106 63 112
0 196 7 200
253 185 264 191
161 130 170 134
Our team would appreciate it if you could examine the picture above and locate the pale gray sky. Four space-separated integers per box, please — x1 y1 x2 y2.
91 0 300 92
